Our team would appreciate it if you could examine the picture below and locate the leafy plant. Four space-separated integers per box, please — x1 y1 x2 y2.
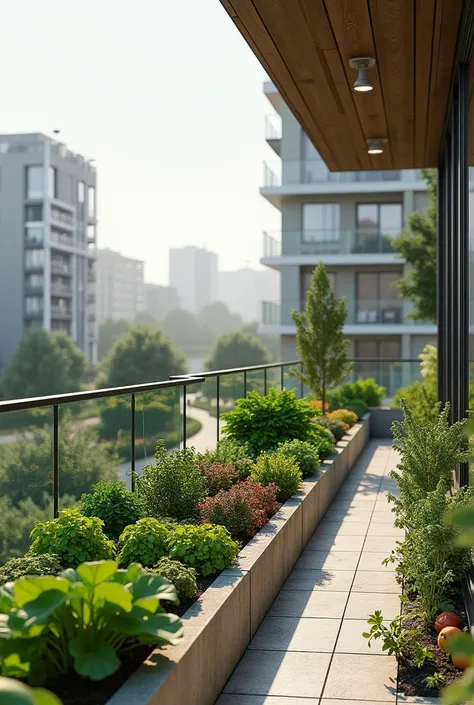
276 439 321 478
327 409 358 428
199 438 254 480
424 672 445 690
393 380 438 425
198 479 280 540
413 644 434 669
222 388 316 457
0 554 62 585
167 523 239 577
135 440 207 521
0 676 61 705
363 612 412 657
117 518 170 567
81 481 145 539
199 462 239 496
291 262 352 410
28 509 115 567
317 416 346 441
328 378 385 409
251 452 302 502
144 557 197 601
0 560 183 683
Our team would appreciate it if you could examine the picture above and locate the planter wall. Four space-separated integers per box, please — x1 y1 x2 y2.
369 407 403 438
106 415 371 705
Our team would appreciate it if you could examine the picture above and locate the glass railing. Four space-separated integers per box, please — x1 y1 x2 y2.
265 114 282 140
263 230 401 257
51 306 72 317
262 161 424 187
51 284 73 296
51 261 72 275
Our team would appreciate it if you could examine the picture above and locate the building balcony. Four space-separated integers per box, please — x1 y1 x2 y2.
51 305 72 319
263 229 399 259
51 261 72 276
51 283 73 297
265 115 281 155
24 309 43 319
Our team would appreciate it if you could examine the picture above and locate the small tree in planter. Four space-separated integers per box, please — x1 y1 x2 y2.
291 262 353 411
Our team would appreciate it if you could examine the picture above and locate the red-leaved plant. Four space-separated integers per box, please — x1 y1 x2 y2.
199 462 240 496
198 479 280 541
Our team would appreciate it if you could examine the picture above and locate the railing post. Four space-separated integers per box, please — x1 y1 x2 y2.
243 370 247 397
53 405 59 518
216 375 220 444
300 363 304 399
182 385 187 449
281 364 285 390
131 393 136 492
264 368 268 395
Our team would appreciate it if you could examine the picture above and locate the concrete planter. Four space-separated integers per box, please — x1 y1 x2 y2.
106 415 371 705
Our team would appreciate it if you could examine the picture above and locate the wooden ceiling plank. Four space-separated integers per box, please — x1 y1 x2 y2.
414 0 435 166
323 0 392 170
369 0 415 169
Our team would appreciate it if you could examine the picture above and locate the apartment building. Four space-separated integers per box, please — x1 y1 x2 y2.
97 248 144 323
259 82 437 390
218 267 279 322
0 133 98 367
143 283 180 320
169 246 218 313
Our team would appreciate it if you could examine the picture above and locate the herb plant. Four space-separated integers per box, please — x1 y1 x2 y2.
28 509 115 567
316 417 346 441
0 554 62 585
81 481 145 539
251 452 302 502
199 438 253 480
167 523 239 576
363 612 412 657
424 672 445 690
276 439 320 478
117 518 170 567
144 557 197 601
135 441 207 520
0 560 183 683
222 388 316 457
327 409 358 427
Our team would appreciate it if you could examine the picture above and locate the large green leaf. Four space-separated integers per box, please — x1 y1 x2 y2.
0 583 16 612
32 688 63 705
132 575 178 604
446 506 474 547
14 578 69 609
93 582 132 611
112 563 143 585
20 591 68 630
113 610 183 644
0 677 61 705
446 632 474 657
69 638 120 681
76 561 118 587
442 666 474 704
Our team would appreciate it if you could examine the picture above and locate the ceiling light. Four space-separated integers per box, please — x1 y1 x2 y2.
349 57 376 92
367 138 385 155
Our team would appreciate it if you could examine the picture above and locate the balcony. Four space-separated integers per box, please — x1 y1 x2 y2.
264 115 281 155
263 229 399 259
51 283 73 297
51 305 72 319
24 308 43 319
261 161 424 187
51 261 72 276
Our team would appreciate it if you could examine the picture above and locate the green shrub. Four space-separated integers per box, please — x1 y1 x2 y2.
0 560 183 682
327 409 358 427
344 399 368 420
329 378 385 408
199 438 253 480
28 509 115 567
276 439 320 478
167 523 239 576
199 462 239 496
312 424 337 458
117 518 170 567
317 416 346 441
223 388 316 457
144 557 198 601
393 380 438 424
251 452 302 502
0 553 62 585
99 397 175 440
81 481 145 539
135 440 207 521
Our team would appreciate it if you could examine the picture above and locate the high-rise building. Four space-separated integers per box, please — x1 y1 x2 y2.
143 283 180 320
169 246 218 313
218 268 279 322
259 81 437 391
97 248 144 323
0 133 98 367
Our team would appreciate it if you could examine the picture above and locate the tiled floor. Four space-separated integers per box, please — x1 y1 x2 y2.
215 440 433 705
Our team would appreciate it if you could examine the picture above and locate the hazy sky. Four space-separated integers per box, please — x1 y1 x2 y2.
0 0 280 284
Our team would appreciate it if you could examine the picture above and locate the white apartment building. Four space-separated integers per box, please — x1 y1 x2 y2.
218 268 279 322
97 248 144 323
169 246 218 313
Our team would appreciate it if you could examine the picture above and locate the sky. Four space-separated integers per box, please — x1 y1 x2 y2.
0 0 280 284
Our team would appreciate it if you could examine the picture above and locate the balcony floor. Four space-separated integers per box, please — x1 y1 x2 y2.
215 441 423 705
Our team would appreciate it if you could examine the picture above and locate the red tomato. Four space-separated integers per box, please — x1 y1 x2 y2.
435 612 461 633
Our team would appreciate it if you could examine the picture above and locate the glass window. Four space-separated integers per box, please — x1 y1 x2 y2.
356 271 401 323
380 204 403 235
25 249 44 268
88 186 95 217
78 181 85 203
25 204 43 222
49 167 57 198
87 224 95 240
26 165 44 198
25 297 42 313
25 226 44 244
357 204 378 230
302 203 340 241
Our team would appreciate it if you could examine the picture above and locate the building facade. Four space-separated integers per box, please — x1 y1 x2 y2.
218 267 279 322
169 246 218 313
259 82 438 391
143 283 180 320
0 133 98 367
97 248 144 323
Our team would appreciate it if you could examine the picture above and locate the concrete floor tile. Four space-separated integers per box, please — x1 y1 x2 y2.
352 570 400 593
283 568 354 592
269 589 348 619
363 535 399 553
223 650 331 698
358 552 396 571
336 618 393 655
322 702 393 705
296 550 360 572
396 697 440 704
345 591 401 620
217 696 320 704
249 616 340 652
367 522 404 537
305 533 365 552
316 520 369 536
323 653 397 701
323 509 372 523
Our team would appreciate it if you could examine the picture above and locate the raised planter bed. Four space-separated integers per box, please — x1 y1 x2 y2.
104 415 371 705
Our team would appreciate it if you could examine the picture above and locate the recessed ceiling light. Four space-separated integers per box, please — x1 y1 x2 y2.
367 138 385 155
349 57 376 92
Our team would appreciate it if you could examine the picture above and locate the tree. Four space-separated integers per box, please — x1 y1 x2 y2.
134 310 159 328
205 331 272 371
103 325 187 387
98 318 130 360
291 262 352 410
1 329 86 400
199 302 242 336
162 309 214 352
392 168 437 322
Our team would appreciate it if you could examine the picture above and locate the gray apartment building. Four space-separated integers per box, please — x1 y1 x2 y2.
0 133 98 367
97 248 144 324
169 246 218 313
259 81 438 391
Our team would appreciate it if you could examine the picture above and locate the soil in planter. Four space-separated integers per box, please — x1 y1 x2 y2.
397 589 468 698
50 574 218 705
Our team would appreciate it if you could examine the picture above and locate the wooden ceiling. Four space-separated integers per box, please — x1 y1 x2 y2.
220 0 467 170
